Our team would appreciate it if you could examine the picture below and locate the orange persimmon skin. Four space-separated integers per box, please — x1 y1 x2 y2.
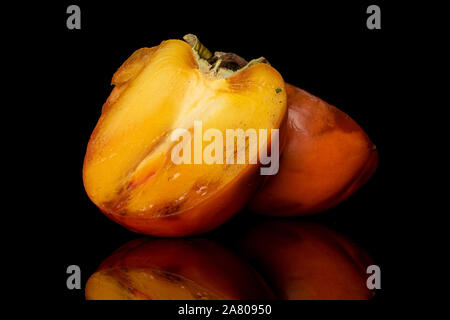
86 238 274 300
240 221 374 300
104 167 263 236
250 83 378 216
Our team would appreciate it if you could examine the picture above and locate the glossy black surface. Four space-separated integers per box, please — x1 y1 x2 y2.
25 0 407 313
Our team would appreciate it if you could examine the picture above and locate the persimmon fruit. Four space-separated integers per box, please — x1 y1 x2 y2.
240 220 375 300
83 33 378 235
83 35 287 236
85 238 274 300
249 83 378 216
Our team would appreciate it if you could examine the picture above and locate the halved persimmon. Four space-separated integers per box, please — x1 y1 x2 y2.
85 238 274 300
83 35 287 236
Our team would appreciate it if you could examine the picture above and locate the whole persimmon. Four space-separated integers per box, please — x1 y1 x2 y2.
250 83 378 216
240 220 375 300
85 238 274 300
83 35 287 236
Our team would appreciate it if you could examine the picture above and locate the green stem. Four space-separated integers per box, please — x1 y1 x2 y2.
183 34 269 79
183 34 213 60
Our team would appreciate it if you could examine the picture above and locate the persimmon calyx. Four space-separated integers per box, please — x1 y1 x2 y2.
183 34 269 79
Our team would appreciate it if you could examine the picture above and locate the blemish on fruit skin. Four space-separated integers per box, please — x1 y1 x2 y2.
276 88 282 94
158 203 182 217
192 180 220 197
196 185 207 196
177 193 187 202
168 172 181 181
157 192 188 217
137 204 153 216
195 291 211 299
155 270 183 283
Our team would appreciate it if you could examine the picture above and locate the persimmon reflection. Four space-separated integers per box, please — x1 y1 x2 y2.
240 220 375 300
85 237 274 300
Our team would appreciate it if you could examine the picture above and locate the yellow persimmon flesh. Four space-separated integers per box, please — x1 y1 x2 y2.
83 36 286 236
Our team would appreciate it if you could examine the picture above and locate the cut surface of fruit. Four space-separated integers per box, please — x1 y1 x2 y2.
83 35 286 235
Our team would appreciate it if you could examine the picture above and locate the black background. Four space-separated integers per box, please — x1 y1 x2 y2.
24 0 411 316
